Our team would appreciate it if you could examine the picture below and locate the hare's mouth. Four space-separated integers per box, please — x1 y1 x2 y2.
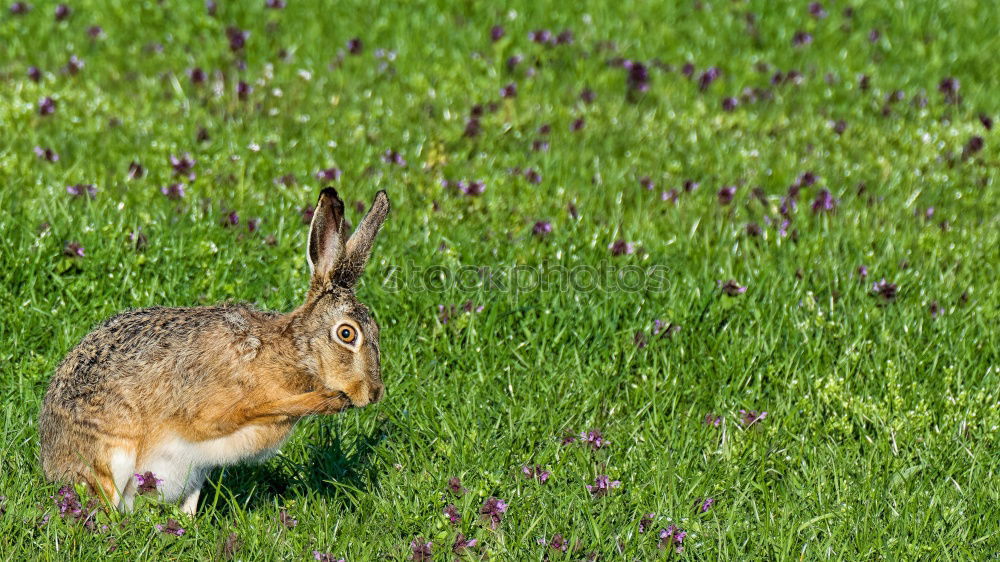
337 391 355 408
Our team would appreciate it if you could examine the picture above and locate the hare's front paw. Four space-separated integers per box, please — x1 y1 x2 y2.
316 389 354 413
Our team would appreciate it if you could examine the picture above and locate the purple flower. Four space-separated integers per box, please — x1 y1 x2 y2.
410 538 432 561
979 113 993 131
313 167 341 182
188 67 207 85
529 29 553 44
548 534 568 552
745 222 762 237
274 173 296 187
500 82 517 98
130 229 148 251
134 471 163 495
265 0 286 8
237 80 252 100
462 180 485 196
556 29 574 45
64 54 84 75
639 176 655 190
346 37 363 54
567 202 579 219
717 185 737 205
522 464 551 483
532 139 549 152
832 119 848 135
506 54 523 72
698 498 715 512
156 519 186 536
681 62 695 77
27 66 42 82
580 429 608 449
382 149 406 167
300 205 315 225
718 279 747 296
658 525 686 552
704 413 722 427
634 331 648 348
929 301 944 318
608 240 634 256
312 552 345 562
639 513 655 533
792 30 813 47
443 504 461 525
490 25 505 41
662 189 679 203
811 189 837 213
453 533 477 554
221 211 240 227
570 117 585 132
160 183 186 200
623 60 650 92
226 27 248 52
871 278 898 303
524 169 542 184
857 265 868 280
808 2 827 18
795 171 817 187
868 29 881 42
722 97 738 111
938 77 960 103
66 184 97 199
446 477 467 496
464 117 481 137
779 197 797 217
586 475 621 497
963 136 984 159
38 96 57 116
683 179 700 192
479 497 508 529
54 3 70 21
52 485 82 518
10 2 30 15
739 409 768 427
170 153 196 180
580 88 596 104
698 67 721 91
532 221 552 237
277 509 298 529
34 146 59 162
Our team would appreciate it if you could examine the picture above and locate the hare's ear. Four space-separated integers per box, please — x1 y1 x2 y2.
336 190 390 286
307 187 346 283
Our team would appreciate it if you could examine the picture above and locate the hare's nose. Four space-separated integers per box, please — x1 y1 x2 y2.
370 384 384 404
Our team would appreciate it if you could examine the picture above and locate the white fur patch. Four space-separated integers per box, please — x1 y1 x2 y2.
136 427 292 503
108 448 136 507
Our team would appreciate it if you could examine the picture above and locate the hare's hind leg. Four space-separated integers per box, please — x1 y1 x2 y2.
108 447 137 511
180 468 207 515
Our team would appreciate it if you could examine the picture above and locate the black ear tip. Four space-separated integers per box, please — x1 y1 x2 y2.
319 186 341 201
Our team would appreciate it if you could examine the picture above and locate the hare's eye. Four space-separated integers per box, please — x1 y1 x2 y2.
336 324 357 344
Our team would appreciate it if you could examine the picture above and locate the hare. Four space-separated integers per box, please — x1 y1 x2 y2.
39 187 389 514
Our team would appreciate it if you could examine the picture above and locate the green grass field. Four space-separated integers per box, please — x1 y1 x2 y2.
1 0 998 559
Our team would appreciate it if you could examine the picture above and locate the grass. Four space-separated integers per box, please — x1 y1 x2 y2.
1 0 998 559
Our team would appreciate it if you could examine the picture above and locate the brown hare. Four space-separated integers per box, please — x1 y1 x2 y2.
39 187 389 514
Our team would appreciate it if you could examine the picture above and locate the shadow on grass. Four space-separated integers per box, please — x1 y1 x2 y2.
200 419 391 517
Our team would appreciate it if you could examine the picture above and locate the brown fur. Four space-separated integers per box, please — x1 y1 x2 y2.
38 188 390 512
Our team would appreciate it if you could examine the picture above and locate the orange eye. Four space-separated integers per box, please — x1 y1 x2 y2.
336 324 357 344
